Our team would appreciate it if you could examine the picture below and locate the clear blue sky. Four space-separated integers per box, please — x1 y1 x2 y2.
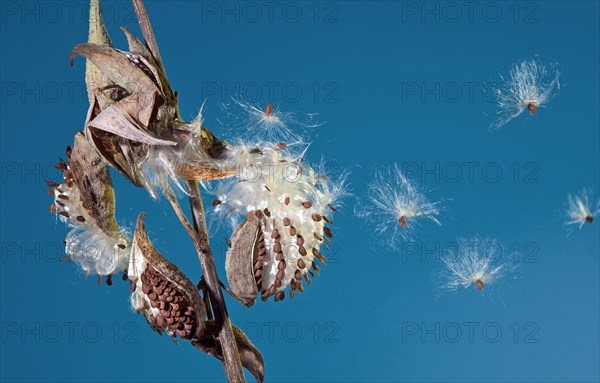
1 1 599 382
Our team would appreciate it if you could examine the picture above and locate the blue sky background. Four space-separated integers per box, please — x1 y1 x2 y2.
1 1 599 382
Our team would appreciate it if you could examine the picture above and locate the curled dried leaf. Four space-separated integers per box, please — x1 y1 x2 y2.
128 212 206 341
71 43 160 96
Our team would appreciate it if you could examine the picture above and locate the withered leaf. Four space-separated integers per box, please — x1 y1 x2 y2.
71 43 160 96
192 320 265 383
88 95 176 146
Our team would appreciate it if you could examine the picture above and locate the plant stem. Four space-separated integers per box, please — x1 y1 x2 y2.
174 182 245 382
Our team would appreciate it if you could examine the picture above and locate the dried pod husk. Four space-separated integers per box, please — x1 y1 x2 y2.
49 132 130 277
192 320 264 383
128 213 206 341
216 146 345 302
225 217 264 307
73 1 242 190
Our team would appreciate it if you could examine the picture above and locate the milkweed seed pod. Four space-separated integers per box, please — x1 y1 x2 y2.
72 0 235 196
218 145 345 304
193 320 265 383
48 132 130 280
128 213 206 341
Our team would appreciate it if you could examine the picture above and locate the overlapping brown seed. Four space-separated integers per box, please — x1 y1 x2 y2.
140 265 197 339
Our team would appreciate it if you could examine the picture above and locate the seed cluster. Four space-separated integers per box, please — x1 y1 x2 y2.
139 265 198 340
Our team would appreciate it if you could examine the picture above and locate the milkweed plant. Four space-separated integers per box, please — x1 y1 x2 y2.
48 1 592 382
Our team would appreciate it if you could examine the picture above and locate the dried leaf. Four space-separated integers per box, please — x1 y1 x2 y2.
88 94 176 146
129 212 207 341
71 43 160 96
85 0 113 105
193 321 265 383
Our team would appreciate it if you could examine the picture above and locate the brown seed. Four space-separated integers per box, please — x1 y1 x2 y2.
264 103 274 117
271 229 279 239
284 197 290 205
264 208 271 217
254 269 262 277
273 243 282 253
275 279 282 288
278 260 286 271
57 194 69 200
323 227 333 238
142 284 151 294
275 291 285 302
296 235 304 246
276 270 285 280
312 263 320 275
275 143 287 150
313 232 323 241
264 185 271 192
323 216 333 224
304 273 312 285
97 275 102 286
313 248 327 265
328 203 337 212
118 244 127 250
298 246 307 256
55 200 65 207
59 211 69 218
276 252 284 261
155 314 167 329
46 180 59 187
283 217 291 226
297 259 306 269
176 329 187 338
212 199 221 207
294 270 302 281
76 215 85 222
150 300 159 309
49 204 59 213
312 213 322 222
54 161 67 171
255 210 264 219
303 201 313 208
148 291 157 301
290 226 297 236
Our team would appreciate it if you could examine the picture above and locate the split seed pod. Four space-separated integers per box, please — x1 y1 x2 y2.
128 213 206 341
49 132 130 278
220 146 343 304
71 0 242 195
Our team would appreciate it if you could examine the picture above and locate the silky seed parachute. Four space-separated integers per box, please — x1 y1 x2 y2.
564 188 600 234
218 99 323 144
490 58 560 131
440 236 516 293
354 165 443 250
